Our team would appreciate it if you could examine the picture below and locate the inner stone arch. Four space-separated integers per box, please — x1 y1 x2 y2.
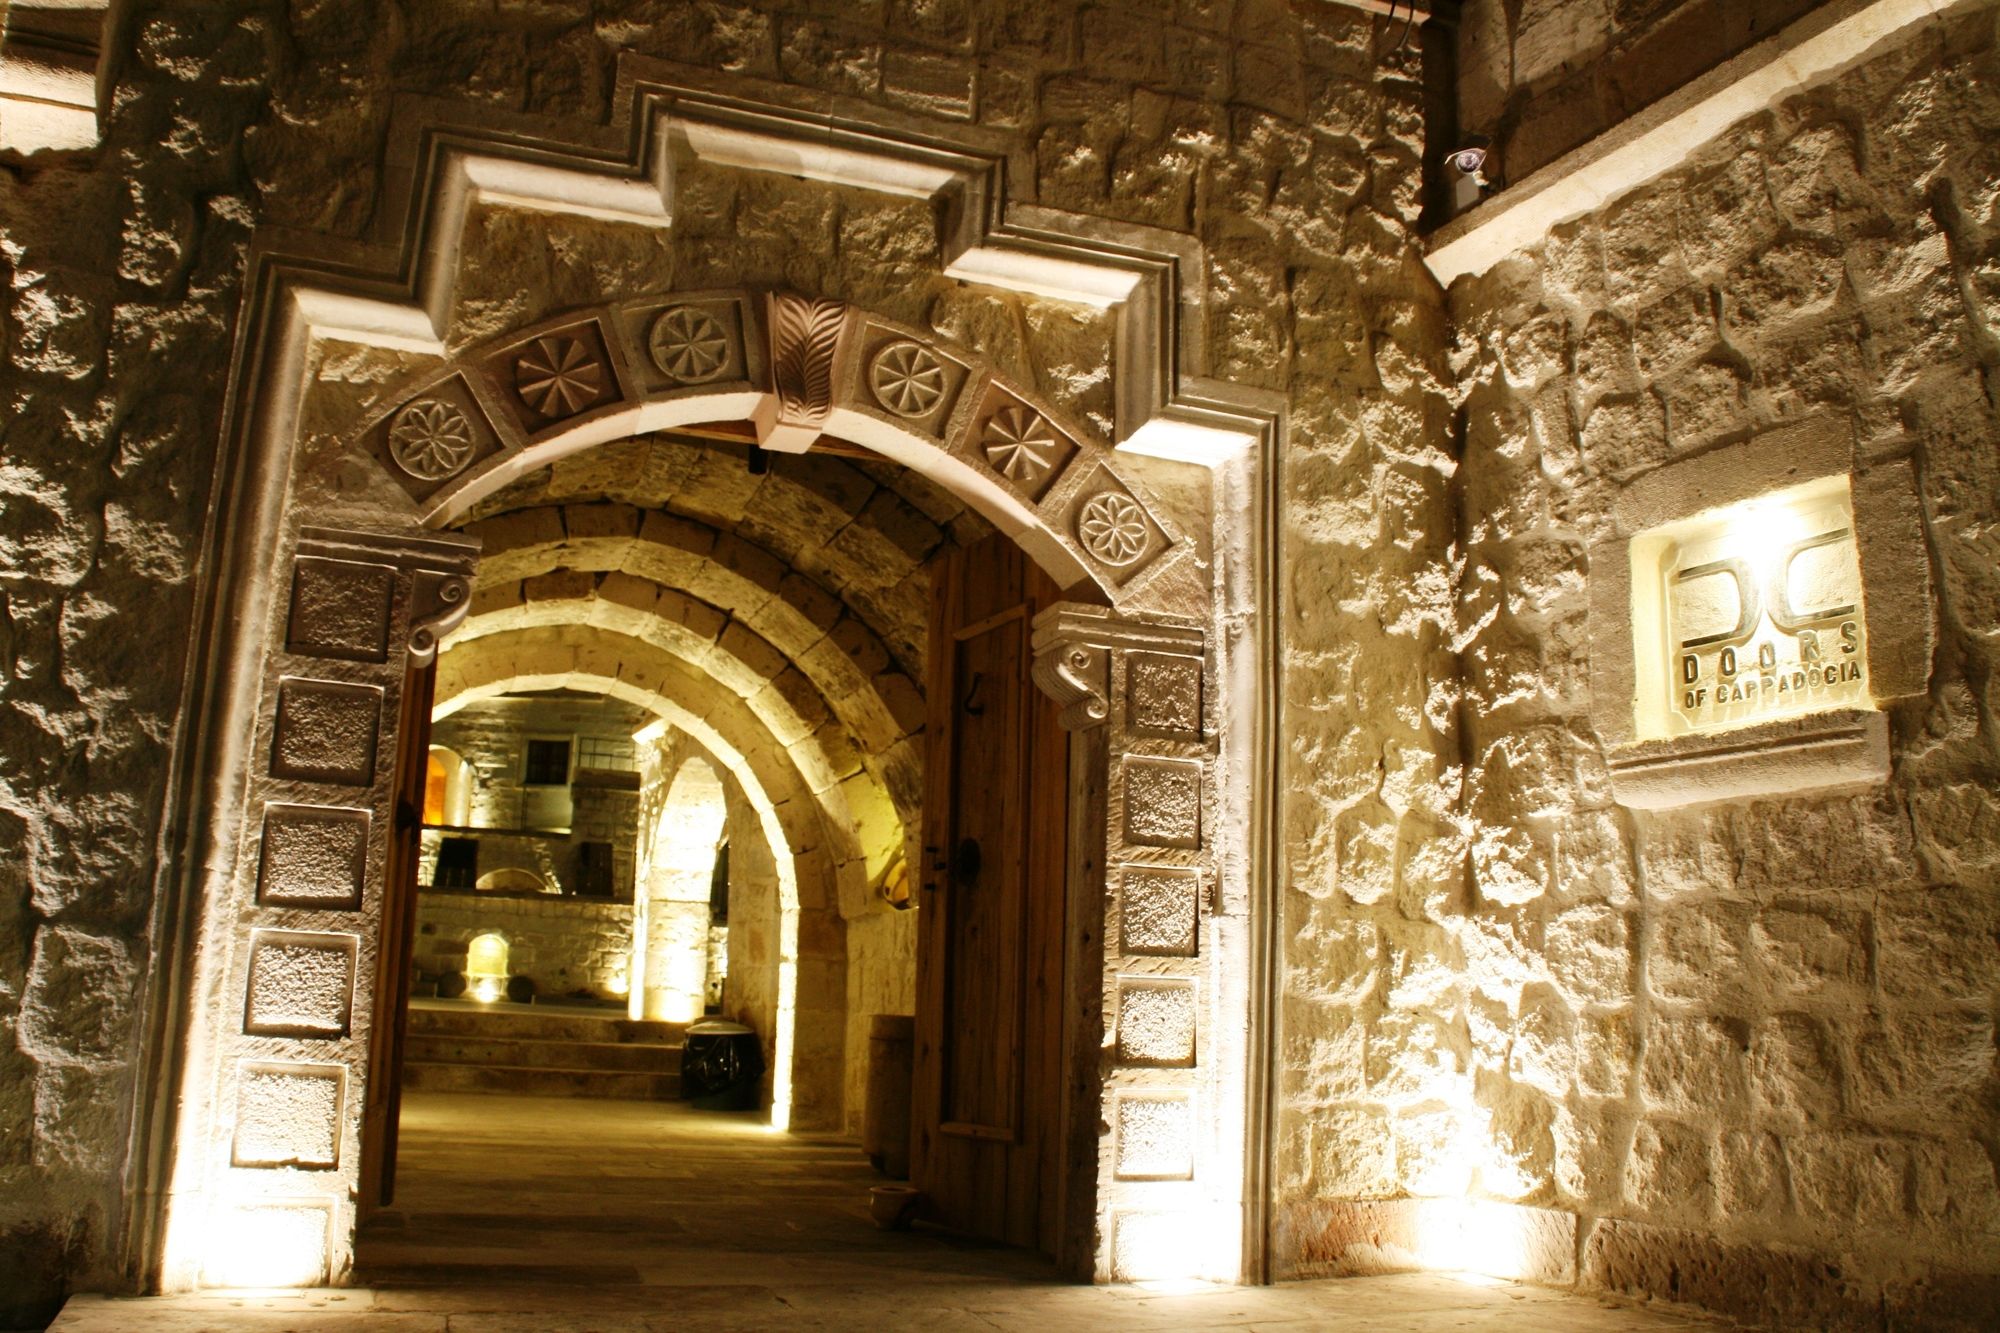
637 756 729 1025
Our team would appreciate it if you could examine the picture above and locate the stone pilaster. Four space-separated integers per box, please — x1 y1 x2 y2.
186 526 475 1288
1031 602 1230 1281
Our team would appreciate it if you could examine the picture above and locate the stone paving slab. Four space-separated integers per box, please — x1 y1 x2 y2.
52 1093 1739 1331
54 1276 1733 1333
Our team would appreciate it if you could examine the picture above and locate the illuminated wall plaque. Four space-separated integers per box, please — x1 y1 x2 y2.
1630 474 1870 741
1586 425 1931 811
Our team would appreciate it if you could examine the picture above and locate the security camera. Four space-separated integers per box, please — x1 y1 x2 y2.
1450 145 1489 176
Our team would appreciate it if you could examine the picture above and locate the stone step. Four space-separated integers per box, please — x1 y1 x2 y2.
407 1002 684 1046
403 1034 683 1073
402 1061 680 1101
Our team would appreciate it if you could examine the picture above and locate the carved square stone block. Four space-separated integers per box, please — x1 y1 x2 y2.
257 805 369 910
286 557 394 663
1117 980 1197 1067
1115 1094 1194 1180
1127 652 1202 737
1120 866 1200 956
233 1062 344 1169
271 679 382 786
622 297 749 395
854 322 972 439
1113 1211 1188 1281
1058 465 1169 587
244 930 357 1037
1121 757 1202 849
967 382 1076 501
484 319 621 435
365 373 502 506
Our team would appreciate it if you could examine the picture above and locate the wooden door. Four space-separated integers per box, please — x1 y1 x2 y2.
911 535 1070 1255
358 660 436 1216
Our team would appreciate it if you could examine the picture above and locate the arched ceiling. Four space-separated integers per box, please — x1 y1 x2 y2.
462 430 991 680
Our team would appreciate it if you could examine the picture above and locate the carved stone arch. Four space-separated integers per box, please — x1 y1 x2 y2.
454 512 924 855
150 78 1273 1295
352 291 1209 619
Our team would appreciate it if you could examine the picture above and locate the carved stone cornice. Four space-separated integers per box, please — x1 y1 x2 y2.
295 527 480 665
1030 602 1205 732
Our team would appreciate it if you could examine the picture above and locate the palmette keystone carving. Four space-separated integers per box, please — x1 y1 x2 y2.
769 293 845 428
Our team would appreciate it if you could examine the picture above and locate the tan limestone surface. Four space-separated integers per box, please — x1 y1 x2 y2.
48 1089 1732 1331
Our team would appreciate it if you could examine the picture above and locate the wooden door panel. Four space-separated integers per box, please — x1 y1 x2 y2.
358 660 435 1216
939 605 1028 1139
912 537 1069 1256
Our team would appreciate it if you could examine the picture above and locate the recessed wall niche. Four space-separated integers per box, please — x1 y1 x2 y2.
1586 421 1932 810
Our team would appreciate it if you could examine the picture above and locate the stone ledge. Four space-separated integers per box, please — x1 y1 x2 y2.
0 5 107 154
1582 1217 2000 1331
1606 709 1890 811
1272 1198 1578 1286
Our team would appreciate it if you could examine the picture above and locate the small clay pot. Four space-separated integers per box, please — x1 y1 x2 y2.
868 1184 921 1231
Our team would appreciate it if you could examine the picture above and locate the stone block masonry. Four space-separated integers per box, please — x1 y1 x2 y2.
414 890 636 1001
1410 9 2000 1325
0 0 1992 1325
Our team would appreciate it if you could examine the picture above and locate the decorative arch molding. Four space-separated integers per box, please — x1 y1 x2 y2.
362 291 1206 617
145 68 1280 1296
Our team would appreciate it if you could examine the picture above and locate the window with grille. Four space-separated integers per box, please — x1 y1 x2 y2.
522 737 571 786
575 735 637 773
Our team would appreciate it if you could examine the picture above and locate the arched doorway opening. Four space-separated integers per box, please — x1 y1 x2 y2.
154 287 1234 1293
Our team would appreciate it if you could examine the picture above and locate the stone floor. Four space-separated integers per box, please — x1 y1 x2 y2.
54 1092 1736 1331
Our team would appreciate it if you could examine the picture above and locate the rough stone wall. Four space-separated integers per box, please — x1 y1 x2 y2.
0 0 1448 1309
720 797 782 1085
1456 0 1829 186
0 4 261 1318
1431 12 2000 1322
843 906 918 1137
413 890 635 1000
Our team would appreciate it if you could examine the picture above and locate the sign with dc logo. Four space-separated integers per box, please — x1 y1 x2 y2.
1636 475 1870 738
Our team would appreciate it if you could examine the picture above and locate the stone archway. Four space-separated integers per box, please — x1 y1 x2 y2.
154 281 1232 1291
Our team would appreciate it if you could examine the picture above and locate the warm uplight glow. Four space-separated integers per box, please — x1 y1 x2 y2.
606 970 629 997
466 932 509 1003
1630 473 1868 740
1414 1198 1535 1282
1113 1207 1238 1283
200 1204 330 1289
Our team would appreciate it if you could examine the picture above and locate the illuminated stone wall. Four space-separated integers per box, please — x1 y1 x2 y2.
413 890 636 1001
430 693 650 839
1405 11 1998 1324
0 0 1990 1323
